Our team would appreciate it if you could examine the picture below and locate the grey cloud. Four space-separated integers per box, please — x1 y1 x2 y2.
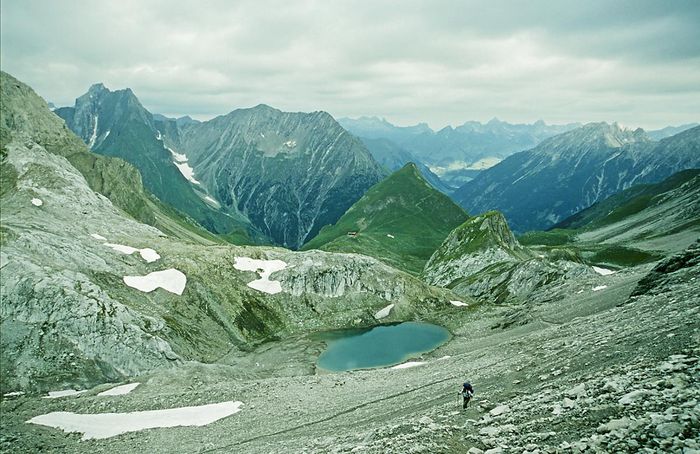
1 0 698 130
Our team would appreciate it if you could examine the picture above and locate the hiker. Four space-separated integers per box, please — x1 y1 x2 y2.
460 382 474 409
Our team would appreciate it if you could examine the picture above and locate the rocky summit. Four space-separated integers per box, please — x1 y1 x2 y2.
55 83 259 242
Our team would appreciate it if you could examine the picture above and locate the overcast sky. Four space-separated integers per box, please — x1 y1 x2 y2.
2 0 699 129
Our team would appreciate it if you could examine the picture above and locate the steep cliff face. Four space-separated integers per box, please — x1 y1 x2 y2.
455 122 700 232
167 105 386 249
423 211 590 304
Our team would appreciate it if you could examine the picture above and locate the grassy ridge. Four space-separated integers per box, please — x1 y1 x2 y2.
302 163 468 274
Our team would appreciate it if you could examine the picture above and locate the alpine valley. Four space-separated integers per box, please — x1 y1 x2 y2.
1 69 699 454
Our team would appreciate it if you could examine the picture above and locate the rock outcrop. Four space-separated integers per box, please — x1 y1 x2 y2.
423 211 590 304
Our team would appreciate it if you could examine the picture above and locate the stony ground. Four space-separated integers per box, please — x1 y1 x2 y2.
1 246 698 453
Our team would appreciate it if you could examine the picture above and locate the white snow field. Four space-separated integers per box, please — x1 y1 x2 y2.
166 145 201 185
233 257 288 294
90 233 107 241
97 383 140 397
387 234 395 239
203 195 220 207
450 300 468 307
592 285 608 292
374 303 395 319
123 269 187 295
87 115 98 148
3 391 24 397
27 401 244 440
592 266 616 276
31 198 43 206
391 361 426 370
103 243 161 263
43 390 87 399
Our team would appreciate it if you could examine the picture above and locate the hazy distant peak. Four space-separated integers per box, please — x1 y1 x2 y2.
551 121 651 149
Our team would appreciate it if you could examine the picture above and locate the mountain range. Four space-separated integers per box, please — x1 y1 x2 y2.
454 122 700 233
58 85 386 249
54 84 259 243
2 70 700 453
338 116 582 186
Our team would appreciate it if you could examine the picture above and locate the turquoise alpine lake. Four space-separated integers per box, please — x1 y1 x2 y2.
315 322 450 372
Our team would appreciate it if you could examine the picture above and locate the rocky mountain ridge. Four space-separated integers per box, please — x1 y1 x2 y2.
455 122 700 233
423 211 590 305
162 104 387 249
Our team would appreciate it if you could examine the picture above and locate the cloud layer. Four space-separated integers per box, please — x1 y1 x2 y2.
2 0 698 129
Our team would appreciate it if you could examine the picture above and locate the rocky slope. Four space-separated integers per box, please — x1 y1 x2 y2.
55 84 258 243
303 163 468 274
553 169 700 232
455 122 700 233
163 104 386 249
423 211 591 304
3 238 697 453
0 71 220 243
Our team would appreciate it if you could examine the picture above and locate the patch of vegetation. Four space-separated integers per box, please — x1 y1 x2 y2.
518 229 576 246
587 245 663 267
0 159 18 198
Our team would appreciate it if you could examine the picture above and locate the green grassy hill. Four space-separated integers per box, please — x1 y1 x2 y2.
302 163 468 274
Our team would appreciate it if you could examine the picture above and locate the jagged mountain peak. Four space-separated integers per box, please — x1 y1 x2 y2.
455 121 698 233
438 211 522 257
87 82 108 94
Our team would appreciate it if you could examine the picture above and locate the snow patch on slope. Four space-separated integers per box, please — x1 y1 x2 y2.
27 401 243 440
166 145 201 185
31 198 43 206
374 303 395 319
233 257 288 294
97 383 140 396
87 115 99 149
123 269 187 295
103 243 161 263
43 389 87 399
592 266 615 276
391 361 426 370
